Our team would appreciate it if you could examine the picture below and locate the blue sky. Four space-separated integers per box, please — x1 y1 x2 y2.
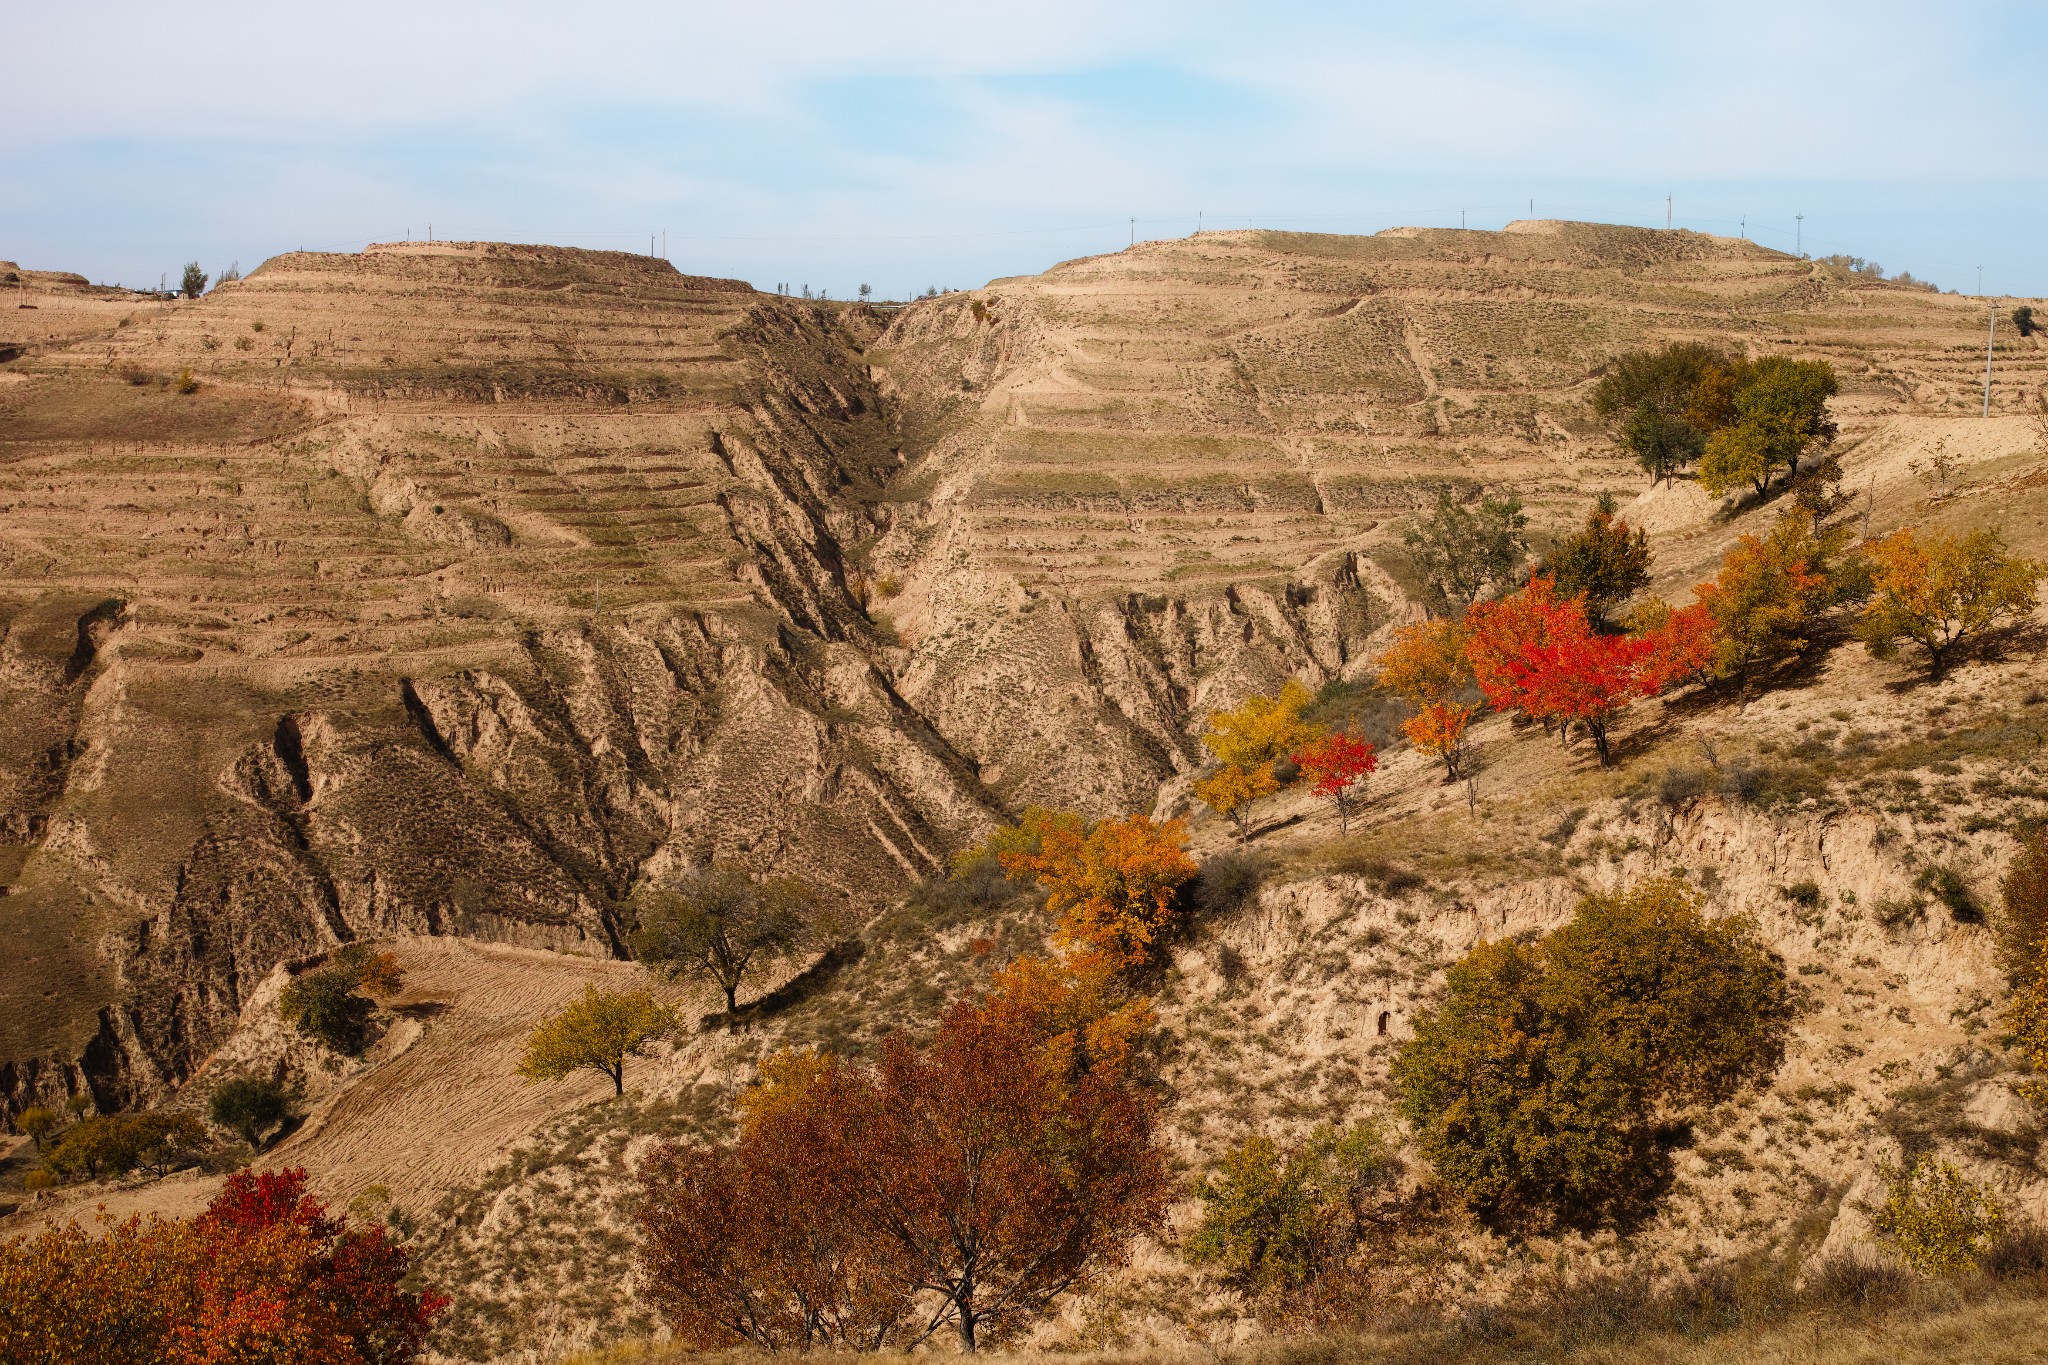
8 0 2046 299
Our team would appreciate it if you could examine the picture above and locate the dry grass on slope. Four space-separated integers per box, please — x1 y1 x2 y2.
555 1280 2048 1365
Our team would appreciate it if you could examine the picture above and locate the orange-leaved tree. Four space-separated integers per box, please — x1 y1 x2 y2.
1376 617 1476 781
1195 681 1322 837
0 1167 446 1365
1404 701 1477 781
637 956 1170 1354
998 813 1197 969
1692 503 1848 697
1291 731 1377 833
1855 526 2045 679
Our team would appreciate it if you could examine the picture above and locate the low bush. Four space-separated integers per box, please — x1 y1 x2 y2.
1191 850 1271 917
1875 1154 2007 1275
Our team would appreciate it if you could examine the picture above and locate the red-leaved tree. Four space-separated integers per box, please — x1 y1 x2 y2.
0 1167 446 1365
1467 576 1654 766
1291 731 1378 832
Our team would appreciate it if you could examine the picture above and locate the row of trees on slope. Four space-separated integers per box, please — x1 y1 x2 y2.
1199 486 2043 820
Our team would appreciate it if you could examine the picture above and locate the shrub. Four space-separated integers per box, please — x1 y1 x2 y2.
42 1113 206 1182
1191 850 1270 918
179 262 208 297
0 1167 446 1364
1874 1154 2006 1276
1392 878 1789 1230
1916 864 1983 923
173 367 198 395
1185 1122 1396 1294
1998 824 2048 986
1779 880 1823 911
278 945 404 1053
280 969 373 1052
209 1077 292 1152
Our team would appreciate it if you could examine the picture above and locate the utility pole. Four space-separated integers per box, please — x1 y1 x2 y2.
1461 208 1466 229
1984 301 1997 417
662 229 667 258
1129 217 1134 247
1795 215 1803 256
1197 210 1202 234
1666 193 1672 229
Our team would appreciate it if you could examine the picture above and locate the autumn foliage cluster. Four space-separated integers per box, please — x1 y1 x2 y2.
1191 680 1377 835
636 955 1169 1352
0 1168 444 1365
988 808 1198 967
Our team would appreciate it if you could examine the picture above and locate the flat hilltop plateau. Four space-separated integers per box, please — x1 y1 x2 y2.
4 224 2048 1361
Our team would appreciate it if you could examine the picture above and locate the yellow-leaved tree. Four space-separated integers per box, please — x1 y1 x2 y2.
1195 680 1322 836
1856 526 2045 679
517 984 677 1096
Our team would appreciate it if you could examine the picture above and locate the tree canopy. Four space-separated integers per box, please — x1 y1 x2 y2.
1392 878 1788 1230
995 811 1196 968
1855 526 2045 678
636 956 1170 1353
1593 342 1724 483
1697 357 1839 498
1544 495 1652 626
0 1167 445 1364
631 868 828 1016
1403 489 1528 614
1194 681 1322 836
517 985 678 1096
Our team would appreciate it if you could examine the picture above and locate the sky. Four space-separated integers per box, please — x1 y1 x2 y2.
8 0 2046 300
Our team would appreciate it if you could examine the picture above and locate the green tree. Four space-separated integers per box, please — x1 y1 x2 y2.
1404 489 1529 614
1185 1122 1395 1294
1697 357 1839 498
41 1113 201 1182
1392 878 1789 1231
179 262 208 298
630 868 828 1017
1874 1154 2007 1276
2014 305 2038 339
1593 342 1723 483
1544 494 1653 625
518 984 677 1096
277 944 405 1053
17 1106 55 1150
208 1077 293 1152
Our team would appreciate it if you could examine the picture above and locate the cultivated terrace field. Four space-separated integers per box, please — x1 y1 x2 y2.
4 224 2048 1363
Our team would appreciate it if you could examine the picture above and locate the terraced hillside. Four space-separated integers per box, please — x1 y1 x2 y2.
0 242 998 1119
868 221 2048 814
5 228 2048 1361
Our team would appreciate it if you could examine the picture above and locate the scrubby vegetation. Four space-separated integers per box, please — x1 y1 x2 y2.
518 987 679 1097
279 943 406 1054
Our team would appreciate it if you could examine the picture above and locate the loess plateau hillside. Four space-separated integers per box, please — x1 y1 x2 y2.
4 224 2048 1361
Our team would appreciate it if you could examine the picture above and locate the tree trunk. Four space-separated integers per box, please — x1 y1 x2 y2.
612 1065 624 1096
1591 720 1611 767
957 1296 977 1353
